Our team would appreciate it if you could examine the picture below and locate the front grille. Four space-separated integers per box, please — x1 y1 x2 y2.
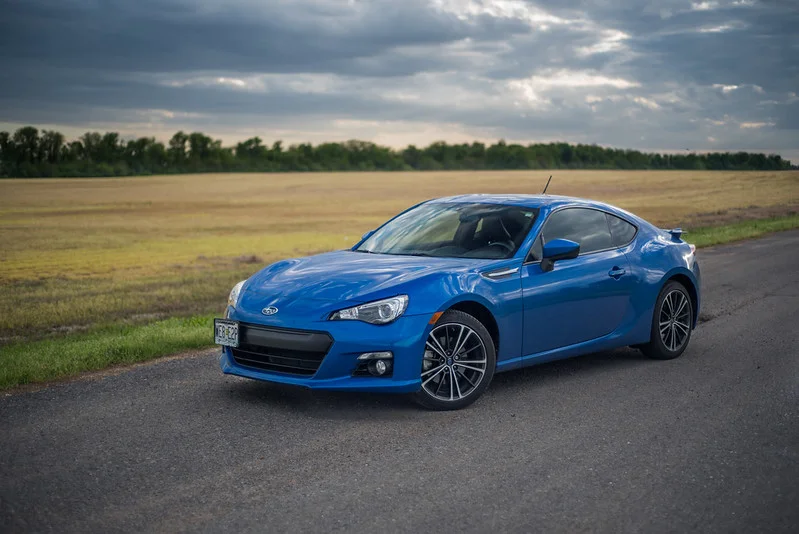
230 322 333 376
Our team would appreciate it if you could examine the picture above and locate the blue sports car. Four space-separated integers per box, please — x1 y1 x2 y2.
215 194 700 410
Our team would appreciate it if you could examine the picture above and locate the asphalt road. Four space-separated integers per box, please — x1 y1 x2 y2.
2 231 798 533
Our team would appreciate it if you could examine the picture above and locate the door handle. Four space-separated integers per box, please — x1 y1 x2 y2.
608 267 626 279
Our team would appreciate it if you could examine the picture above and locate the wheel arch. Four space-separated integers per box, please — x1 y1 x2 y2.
662 271 699 328
445 300 500 355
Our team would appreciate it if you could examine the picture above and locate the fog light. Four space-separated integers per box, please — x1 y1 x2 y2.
375 360 388 375
368 359 392 376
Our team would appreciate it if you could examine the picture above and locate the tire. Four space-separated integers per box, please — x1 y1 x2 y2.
412 310 496 411
640 281 694 360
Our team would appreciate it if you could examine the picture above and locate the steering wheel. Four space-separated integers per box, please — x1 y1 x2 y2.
487 240 514 254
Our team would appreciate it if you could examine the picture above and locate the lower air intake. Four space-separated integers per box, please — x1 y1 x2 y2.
230 322 333 376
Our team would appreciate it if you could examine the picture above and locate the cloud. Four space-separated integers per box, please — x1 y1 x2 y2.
691 2 720 11
739 121 775 129
633 96 661 110
0 0 797 162
713 84 739 93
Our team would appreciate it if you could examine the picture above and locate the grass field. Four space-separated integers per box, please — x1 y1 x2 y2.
1 170 798 388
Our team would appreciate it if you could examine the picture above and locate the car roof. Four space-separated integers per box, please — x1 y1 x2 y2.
429 194 608 211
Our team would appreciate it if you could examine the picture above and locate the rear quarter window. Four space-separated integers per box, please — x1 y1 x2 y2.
606 213 637 247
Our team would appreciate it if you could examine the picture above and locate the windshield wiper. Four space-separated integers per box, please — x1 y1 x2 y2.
400 251 435 257
355 249 435 257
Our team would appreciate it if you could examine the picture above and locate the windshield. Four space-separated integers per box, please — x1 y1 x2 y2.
356 203 538 259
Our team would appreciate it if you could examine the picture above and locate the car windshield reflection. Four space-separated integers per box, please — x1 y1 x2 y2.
356 203 538 259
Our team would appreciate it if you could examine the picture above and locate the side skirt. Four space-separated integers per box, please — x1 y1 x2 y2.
514 330 639 370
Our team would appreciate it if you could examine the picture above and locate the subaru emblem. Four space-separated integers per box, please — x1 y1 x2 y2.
261 306 278 316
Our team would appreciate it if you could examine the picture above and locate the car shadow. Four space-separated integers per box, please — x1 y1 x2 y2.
489 345 649 392
222 377 420 419
221 346 652 419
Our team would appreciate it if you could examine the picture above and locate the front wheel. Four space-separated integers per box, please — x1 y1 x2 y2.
640 281 694 360
412 310 496 411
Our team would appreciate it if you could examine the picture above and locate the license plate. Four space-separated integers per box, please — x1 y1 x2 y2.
214 319 239 347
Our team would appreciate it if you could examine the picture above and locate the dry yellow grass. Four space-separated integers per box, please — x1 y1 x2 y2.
1 170 797 341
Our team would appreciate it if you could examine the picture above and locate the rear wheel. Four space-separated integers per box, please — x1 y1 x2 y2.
640 281 693 360
412 310 496 410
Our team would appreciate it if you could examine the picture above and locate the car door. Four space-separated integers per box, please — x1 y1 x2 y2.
521 207 635 357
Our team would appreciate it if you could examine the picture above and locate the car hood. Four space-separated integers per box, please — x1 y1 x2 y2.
244 250 481 304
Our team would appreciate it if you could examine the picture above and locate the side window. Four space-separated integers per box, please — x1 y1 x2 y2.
541 208 613 254
606 213 637 247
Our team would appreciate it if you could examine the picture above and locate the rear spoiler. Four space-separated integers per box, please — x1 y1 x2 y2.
664 227 684 240
663 227 695 253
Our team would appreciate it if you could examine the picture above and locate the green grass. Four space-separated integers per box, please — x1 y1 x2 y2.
0 314 215 390
1 213 798 391
690 213 799 248
0 266 256 344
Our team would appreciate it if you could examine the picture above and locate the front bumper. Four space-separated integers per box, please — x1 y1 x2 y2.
219 313 431 393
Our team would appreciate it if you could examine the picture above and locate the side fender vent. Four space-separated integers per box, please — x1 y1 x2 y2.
481 267 519 280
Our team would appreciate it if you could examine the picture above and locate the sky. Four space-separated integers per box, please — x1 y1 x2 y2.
1 0 797 161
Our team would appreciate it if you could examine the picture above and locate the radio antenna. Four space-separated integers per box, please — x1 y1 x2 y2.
542 175 553 195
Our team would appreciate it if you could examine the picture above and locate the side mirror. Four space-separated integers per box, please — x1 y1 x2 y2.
361 230 375 241
541 238 580 272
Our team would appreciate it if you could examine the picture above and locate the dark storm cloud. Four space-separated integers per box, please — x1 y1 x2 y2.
776 101 799 130
0 0 797 159
626 5 799 92
0 0 526 74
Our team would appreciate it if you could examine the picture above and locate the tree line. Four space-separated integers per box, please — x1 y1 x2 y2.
0 126 794 178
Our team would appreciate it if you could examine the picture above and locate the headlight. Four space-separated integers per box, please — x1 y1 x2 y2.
228 280 245 309
329 295 408 325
